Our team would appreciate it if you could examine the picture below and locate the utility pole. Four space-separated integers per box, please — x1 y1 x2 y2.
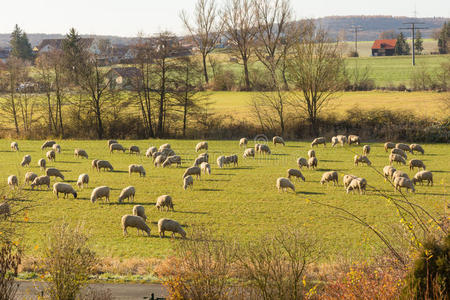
350 25 363 56
400 22 427 66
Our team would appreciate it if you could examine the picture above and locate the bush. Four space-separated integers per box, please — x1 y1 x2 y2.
0 242 21 300
348 51 359 57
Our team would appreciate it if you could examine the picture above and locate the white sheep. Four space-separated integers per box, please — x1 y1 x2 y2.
410 144 424 155
331 136 338 147
154 154 168 167
409 159 426 171
183 166 201 179
74 149 88 159
90 186 110 203
7 175 18 189
254 143 261 153
118 186 135 203
133 205 147 221
129 164 146 177
53 182 77 199
200 162 211 175
297 157 308 169
31 176 50 190
287 169 305 181
158 143 171 152
259 144 271 155
389 153 406 165
183 175 194 190
77 174 89 189
307 150 316 159
110 143 126 153
24 172 38 185
46 168 64 180
96 160 114 172
37 158 46 170
225 154 238 167
384 142 396 152
311 137 326 147
412 171 433 186
217 156 225 168
243 148 255 158
391 148 407 159
161 148 176 157
46 150 56 162
195 141 208 152
145 146 157 158
336 135 347 146
273 136 285 146
307 157 318 169
156 195 174 211
383 166 396 181
122 215 150 237
396 143 412 153
107 140 118 147
92 159 99 170
346 177 367 194
52 144 61 153
343 174 357 189
354 155 372 166
10 142 19 151
0 202 10 219
394 177 415 193
41 140 56 150
239 138 248 147
193 154 208 166
21 154 31 167
162 155 182 168
362 145 370 156
348 135 361 145
129 145 140 155
276 177 295 192
392 170 410 180
158 218 186 238
320 171 338 185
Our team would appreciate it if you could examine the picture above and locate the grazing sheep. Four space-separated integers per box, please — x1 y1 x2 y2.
7 175 18 189
96 160 114 172
129 145 140 155
391 148 407 159
41 140 56 150
331 136 338 147
276 177 295 192
343 174 357 189
91 159 99 170
110 143 126 153
320 171 338 185
118 186 135 203
273 136 285 146
183 166 201 179
193 154 208 166
132 205 147 221
354 155 372 166
259 144 271 155
24 172 38 185
396 143 412 153
21 154 31 167
52 144 61 153
394 177 415 193
311 137 326 147
122 215 150 237
362 145 371 156
162 155 182 168
384 142 396 152
195 141 208 152
154 154 168 167
225 154 238 167
297 157 308 169
409 159 426 171
107 140 118 147
0 202 10 219
254 143 261 153
348 135 361 145
392 170 410 180
389 153 406 165
346 178 367 194
152 151 162 161
239 138 248 147
145 146 157 158
10 142 19 151
183 175 194 190
158 143 171 152
156 195 174 211
200 162 211 175
53 183 77 199
243 148 255 158
46 150 56 162
129 164 146 177
74 149 88 159
46 168 64 180
336 135 347 146
412 171 433 186
217 156 225 168
158 218 186 238
307 157 318 169
287 169 305 181
31 176 50 190
90 186 110 203
383 166 396 181
307 150 316 159
410 144 424 155
77 173 89 189
37 158 46 170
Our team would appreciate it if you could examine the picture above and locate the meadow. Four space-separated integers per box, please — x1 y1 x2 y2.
3 139 448 263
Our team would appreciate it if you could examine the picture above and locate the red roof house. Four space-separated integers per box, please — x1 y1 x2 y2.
371 39 397 56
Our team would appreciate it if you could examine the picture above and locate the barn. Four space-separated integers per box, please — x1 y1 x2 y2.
371 39 397 56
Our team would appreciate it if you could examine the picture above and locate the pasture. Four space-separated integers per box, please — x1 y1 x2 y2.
2 139 448 262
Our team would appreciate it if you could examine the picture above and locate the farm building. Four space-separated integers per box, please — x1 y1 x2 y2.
371 39 397 56
107 67 142 90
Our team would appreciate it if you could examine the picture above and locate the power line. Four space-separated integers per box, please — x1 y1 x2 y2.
399 22 428 66
349 25 363 55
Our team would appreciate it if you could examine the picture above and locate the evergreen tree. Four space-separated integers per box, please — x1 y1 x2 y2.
62 28 85 80
414 30 424 54
9 24 33 60
395 32 410 55
438 22 450 54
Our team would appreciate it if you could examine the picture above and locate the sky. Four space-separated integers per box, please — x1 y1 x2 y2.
1 0 449 37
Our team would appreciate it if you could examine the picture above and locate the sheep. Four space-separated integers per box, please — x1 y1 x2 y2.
118 186 135 203
412 171 433 186
354 155 372 166
152 151 163 161
391 148 407 159
389 153 406 165
46 150 56 162
254 143 261 153
195 141 208 152
336 135 347 146
273 136 285 146
41 140 56 150
37 158 46 170
0 202 10 219
183 166 201 179
158 143 171 152
52 144 61 153
276 177 295 192
77 173 89 189
384 142 396 152
24 172 38 185
122 215 150 237
343 174 357 189
129 164 146 177
91 159 99 170
392 170 410 181
156 195 174 211
46 168 65 180
311 137 326 147
110 143 126 153
161 148 175 157
320 171 338 185
239 138 248 147
74 149 88 159
129 145 140 155
225 154 238 167
259 144 271 155
409 159 426 171
348 135 361 145
158 218 186 238
297 157 308 169
396 143 412 153
145 146 157 158
217 156 225 168
307 150 316 159
346 177 367 194
7 175 18 189
183 175 194 190
193 153 209 166
107 140 118 147
90 186 110 203
287 169 305 181
96 160 114 172
410 144 424 155
21 154 31 167
200 162 211 175
53 182 77 199
362 145 371 156
383 166 396 181
307 157 318 169
10 142 19 151
132 205 147 221
394 177 415 193
162 155 182 168
243 148 255 158
31 176 50 190
154 154 168 167
331 136 338 147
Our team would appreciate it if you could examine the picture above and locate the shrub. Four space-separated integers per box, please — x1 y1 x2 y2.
0 242 21 300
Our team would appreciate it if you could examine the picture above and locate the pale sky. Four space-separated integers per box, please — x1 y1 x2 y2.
1 0 448 37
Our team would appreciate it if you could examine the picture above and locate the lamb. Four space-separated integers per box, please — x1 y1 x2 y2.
31 176 50 190
336 135 347 146
412 171 433 186
307 157 318 169
346 177 367 194
348 135 361 145
52 144 61 153
394 177 415 193
259 144 271 155
343 174 357 189
46 150 56 162
118 186 135 203
200 162 211 175
0 202 10 219
391 148 407 159
110 143 126 153
156 195 174 211
53 182 77 199
24 172 38 185
392 170 410 180
162 155 182 168
195 141 208 152
129 145 140 155
21 154 31 167
396 143 412 153
107 140 118 147
307 150 316 159
8 175 18 189
92 159 99 170
74 149 88 159
77 173 89 189
90 186 110 203
193 153 209 166
158 218 186 238
276 177 295 192
96 160 114 172
217 156 225 168
243 148 255 158
311 137 326 147
46 168 65 180
183 166 201 179
362 145 371 156
273 136 285 146
38 158 46 170
409 159 426 171
128 164 146 177
354 155 372 166
389 153 406 165
41 140 56 150
154 154 168 167
122 215 150 237
287 169 305 181
383 166 396 181
10 142 19 151
410 144 424 155
145 146 157 158
183 175 194 190
158 143 171 152
297 157 308 169
320 171 338 185
239 138 248 147
384 142 396 152
331 136 338 147
132 205 147 221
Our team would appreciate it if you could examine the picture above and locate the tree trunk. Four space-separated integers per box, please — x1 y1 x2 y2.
202 54 209 84
10 93 19 135
243 57 251 91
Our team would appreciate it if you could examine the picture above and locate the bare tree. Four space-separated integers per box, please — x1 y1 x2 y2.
181 0 223 84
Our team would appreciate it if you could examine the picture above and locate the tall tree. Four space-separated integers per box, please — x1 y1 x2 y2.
180 0 223 84
414 30 424 54
9 25 33 61
395 32 410 55
438 22 450 54
379 30 397 39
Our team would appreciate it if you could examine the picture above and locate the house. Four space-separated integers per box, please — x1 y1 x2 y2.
36 38 101 55
0 48 10 63
107 67 142 90
371 39 397 56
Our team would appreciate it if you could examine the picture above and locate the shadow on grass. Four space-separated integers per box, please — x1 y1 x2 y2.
102 202 155 206
416 192 447 196
321 159 344 162
175 211 208 215
112 170 128 174
214 173 235 176
298 191 325 195
198 188 224 192
57 161 81 164
316 168 343 172
272 153 289 156
65 180 76 183
431 170 449 173
205 179 230 182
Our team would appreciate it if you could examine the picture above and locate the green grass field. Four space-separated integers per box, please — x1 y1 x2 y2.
3 139 448 262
